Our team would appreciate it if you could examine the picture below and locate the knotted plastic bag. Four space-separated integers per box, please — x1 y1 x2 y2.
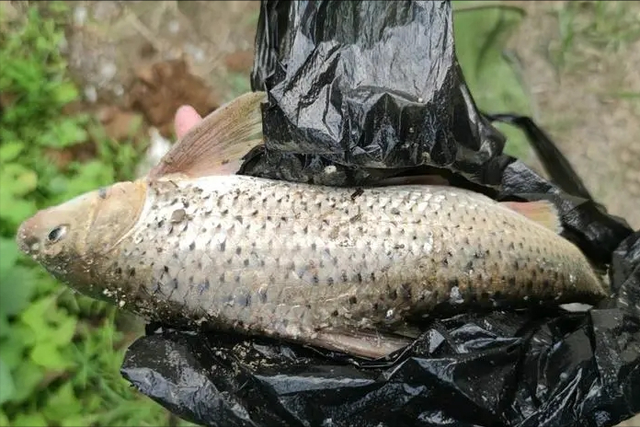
120 2 640 426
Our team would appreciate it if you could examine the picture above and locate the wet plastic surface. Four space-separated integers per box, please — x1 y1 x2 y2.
120 1 640 426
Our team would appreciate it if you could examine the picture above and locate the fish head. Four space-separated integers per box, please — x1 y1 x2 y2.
16 181 147 296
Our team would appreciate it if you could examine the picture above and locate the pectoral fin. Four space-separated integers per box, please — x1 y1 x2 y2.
148 91 267 180
307 328 412 359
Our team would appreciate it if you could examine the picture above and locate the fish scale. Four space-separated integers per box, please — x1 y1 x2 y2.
91 174 607 352
16 91 609 358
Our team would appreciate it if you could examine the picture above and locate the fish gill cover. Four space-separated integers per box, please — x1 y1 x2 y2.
120 1 640 426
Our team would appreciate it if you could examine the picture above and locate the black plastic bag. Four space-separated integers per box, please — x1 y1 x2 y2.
120 1 640 426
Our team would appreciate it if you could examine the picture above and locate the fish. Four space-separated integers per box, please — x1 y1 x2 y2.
15 91 609 359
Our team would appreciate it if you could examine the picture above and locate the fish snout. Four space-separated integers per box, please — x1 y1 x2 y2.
16 217 42 257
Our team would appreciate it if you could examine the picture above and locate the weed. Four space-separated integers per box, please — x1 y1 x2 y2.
549 1 640 72
0 3 195 426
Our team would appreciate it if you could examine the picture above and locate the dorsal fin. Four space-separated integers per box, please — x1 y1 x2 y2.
147 91 267 180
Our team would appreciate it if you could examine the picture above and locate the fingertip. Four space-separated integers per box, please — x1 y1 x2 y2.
174 105 203 139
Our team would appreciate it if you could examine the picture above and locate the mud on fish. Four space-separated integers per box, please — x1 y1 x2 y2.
16 91 609 359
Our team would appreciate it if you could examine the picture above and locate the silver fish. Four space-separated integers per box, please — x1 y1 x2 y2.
16 91 608 359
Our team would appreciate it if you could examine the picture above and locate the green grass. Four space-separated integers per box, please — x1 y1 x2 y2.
549 0 640 72
0 3 195 426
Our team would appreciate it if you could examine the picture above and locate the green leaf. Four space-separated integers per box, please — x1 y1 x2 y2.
0 141 24 163
0 163 38 196
49 314 77 347
12 413 48 427
53 82 79 105
0 196 37 230
0 237 19 274
43 382 83 422
0 265 35 317
7 360 44 404
31 341 72 370
0 357 15 405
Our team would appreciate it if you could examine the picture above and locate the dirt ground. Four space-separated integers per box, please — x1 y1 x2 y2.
32 1 640 425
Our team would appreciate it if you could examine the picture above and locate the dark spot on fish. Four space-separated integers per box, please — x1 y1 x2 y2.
221 209 229 215
394 244 405 249
351 188 364 200
370 272 376 282
189 242 195 251
251 210 259 216
373 303 380 311
388 289 398 300
198 280 210 295
260 260 265 267
237 294 251 307
312 275 319 285
183 200 189 208
157 220 164 228
526 280 534 292
235 275 241 283
258 288 268 304
267 215 272 221
235 215 243 224
348 295 357 305
244 259 249 267
164 265 169 273
172 252 178 259
248 195 255 202
508 277 516 287
189 276 194 284
98 187 107 199
219 240 226 252
227 258 233 265
197 261 202 269
342 271 348 282
219 273 226 284
280 216 287 223
128 268 136 277
518 242 524 249
464 261 473 271
350 214 362 223
514 260 520 270
236 247 242 256
305 304 312 310
356 272 363 283
508 242 515 250
171 198 178 205
385 228 391 236
332 310 339 317
172 278 178 289
400 283 412 300
463 236 470 245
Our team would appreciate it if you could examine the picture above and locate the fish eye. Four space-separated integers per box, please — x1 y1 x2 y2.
47 225 68 243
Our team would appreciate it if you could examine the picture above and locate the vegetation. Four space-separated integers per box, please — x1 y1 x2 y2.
0 3 193 426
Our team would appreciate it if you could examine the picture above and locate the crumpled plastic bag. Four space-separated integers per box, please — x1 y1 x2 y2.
120 1 640 426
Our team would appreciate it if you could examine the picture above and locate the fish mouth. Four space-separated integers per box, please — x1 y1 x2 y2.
16 217 41 258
